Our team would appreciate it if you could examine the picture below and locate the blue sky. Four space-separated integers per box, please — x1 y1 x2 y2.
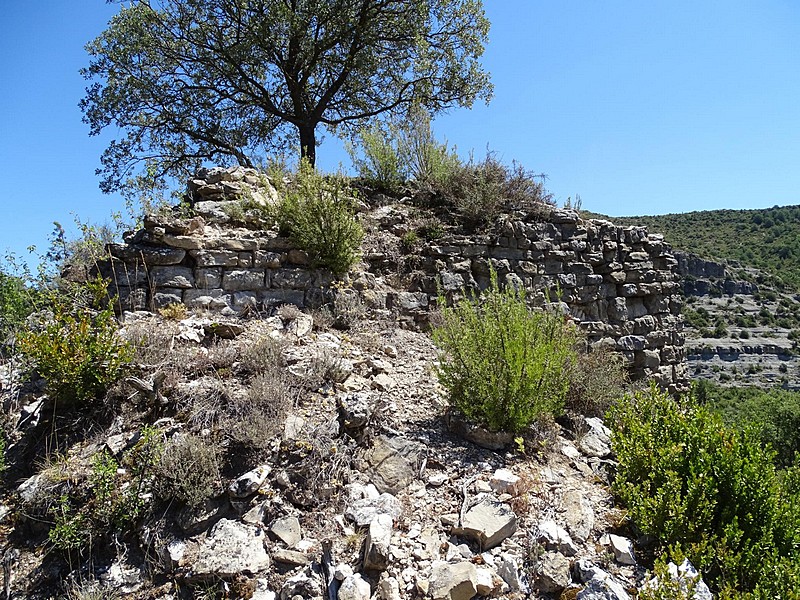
2 1 800 265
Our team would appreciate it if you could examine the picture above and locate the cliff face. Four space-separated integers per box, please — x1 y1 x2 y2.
102 167 688 392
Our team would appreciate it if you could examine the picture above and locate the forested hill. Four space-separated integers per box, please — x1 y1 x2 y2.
598 204 800 291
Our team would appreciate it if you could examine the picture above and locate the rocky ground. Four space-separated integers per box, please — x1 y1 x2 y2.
0 307 707 599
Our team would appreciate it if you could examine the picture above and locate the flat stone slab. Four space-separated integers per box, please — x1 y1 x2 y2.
190 519 270 577
451 495 517 550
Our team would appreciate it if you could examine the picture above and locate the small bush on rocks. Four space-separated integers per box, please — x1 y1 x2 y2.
609 384 800 595
565 345 628 418
153 433 221 508
348 121 407 192
18 278 132 408
0 269 39 354
274 160 363 277
433 272 578 433
444 153 553 229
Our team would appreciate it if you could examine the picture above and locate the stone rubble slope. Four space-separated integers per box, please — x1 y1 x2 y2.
1 307 707 599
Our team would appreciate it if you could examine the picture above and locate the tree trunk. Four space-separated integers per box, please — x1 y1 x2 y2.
299 124 316 168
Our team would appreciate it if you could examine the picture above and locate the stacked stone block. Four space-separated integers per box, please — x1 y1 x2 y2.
102 169 688 391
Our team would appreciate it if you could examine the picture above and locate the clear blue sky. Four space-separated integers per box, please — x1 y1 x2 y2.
2 1 800 265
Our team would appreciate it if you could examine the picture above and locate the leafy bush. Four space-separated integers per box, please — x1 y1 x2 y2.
445 153 553 228
608 384 800 594
400 109 461 192
432 272 578 433
348 121 407 192
564 346 628 418
693 381 800 467
0 269 38 354
274 160 364 276
17 278 132 408
46 429 162 553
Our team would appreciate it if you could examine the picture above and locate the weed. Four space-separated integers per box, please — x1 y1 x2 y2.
273 160 363 276
18 277 132 408
158 303 187 321
153 434 221 508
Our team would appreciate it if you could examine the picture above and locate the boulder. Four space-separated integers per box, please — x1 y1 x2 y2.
365 435 424 495
429 561 478 600
280 567 324 600
345 492 402 527
452 495 517 550
229 465 271 498
489 468 521 496
534 551 571 593
608 534 635 565
270 516 302 547
537 520 579 556
562 493 595 543
190 519 271 577
363 513 392 571
578 417 612 458
338 574 371 600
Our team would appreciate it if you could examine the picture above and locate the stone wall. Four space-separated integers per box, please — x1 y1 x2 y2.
101 167 688 391
401 210 687 391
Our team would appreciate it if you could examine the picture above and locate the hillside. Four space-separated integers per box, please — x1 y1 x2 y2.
597 204 800 291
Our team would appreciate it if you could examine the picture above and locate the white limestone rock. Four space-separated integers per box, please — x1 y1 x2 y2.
270 515 302 547
364 513 392 571
191 519 271 577
429 561 478 600
451 495 517 549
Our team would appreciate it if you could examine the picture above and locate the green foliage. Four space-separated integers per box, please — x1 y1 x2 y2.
608 385 800 594
82 0 491 199
348 121 407 192
432 272 579 433
0 269 38 355
274 160 364 277
49 495 91 551
47 427 163 553
17 278 132 408
401 108 462 192
613 204 800 291
693 380 800 468
564 346 628 418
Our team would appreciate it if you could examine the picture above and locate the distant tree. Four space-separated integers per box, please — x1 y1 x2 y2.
81 0 492 200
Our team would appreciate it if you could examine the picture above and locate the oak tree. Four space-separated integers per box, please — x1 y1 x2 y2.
81 0 492 199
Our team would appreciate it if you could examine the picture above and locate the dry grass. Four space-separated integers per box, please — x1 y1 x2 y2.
152 433 222 508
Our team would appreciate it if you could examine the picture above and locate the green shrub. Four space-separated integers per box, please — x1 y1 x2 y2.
693 382 800 468
565 346 628 418
445 153 552 229
608 384 800 594
275 161 364 277
399 107 461 192
348 121 407 192
432 272 578 433
0 269 38 354
46 433 161 554
17 278 132 408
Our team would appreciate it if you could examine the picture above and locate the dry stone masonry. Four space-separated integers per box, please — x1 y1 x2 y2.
102 166 688 391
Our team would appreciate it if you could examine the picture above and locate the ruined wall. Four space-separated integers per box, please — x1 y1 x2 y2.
103 167 688 391
402 210 687 392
